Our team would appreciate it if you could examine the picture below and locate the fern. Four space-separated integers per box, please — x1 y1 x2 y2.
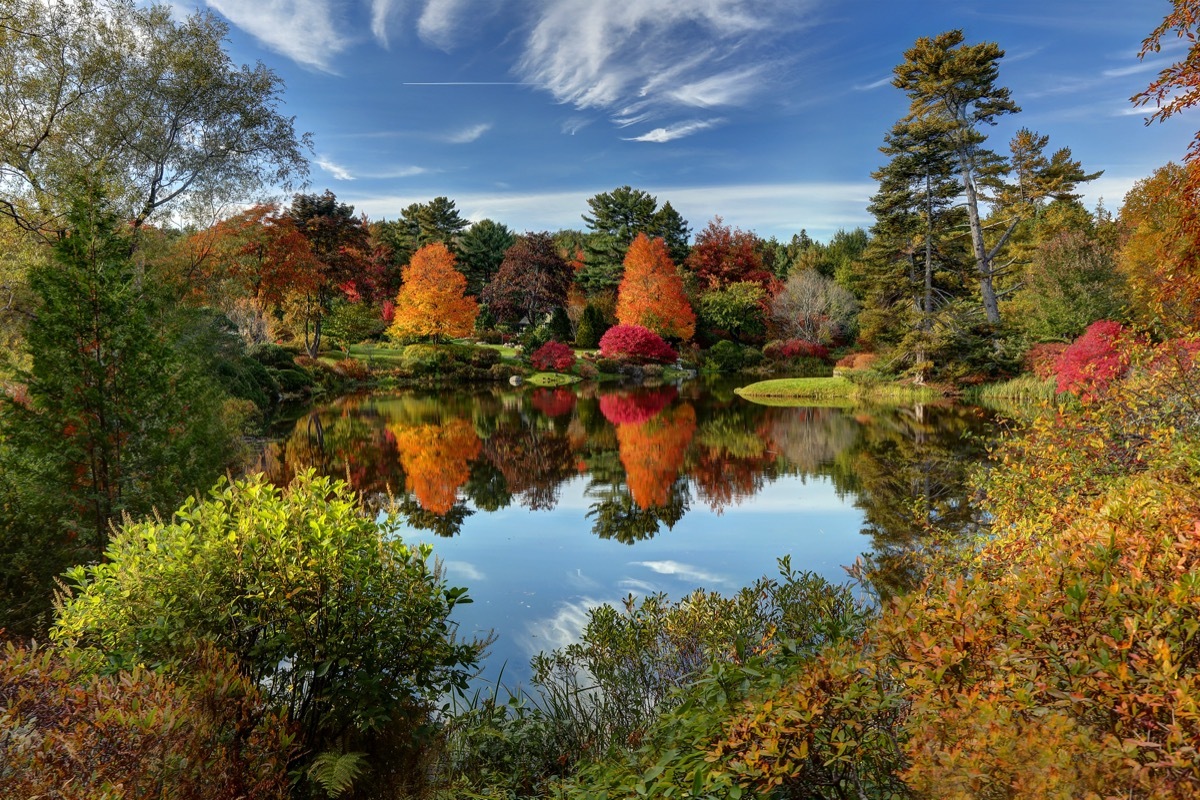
308 750 366 798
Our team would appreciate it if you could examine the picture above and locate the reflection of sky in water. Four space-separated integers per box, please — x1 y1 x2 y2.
404 474 865 689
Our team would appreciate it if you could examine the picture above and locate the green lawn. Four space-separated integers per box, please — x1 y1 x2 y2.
735 376 937 404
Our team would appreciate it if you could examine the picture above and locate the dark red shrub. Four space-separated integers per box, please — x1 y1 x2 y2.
764 338 830 362
1054 320 1132 400
531 340 576 372
598 386 678 426
598 324 677 364
1025 342 1068 380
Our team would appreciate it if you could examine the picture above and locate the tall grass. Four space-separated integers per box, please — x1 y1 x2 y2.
962 374 1057 405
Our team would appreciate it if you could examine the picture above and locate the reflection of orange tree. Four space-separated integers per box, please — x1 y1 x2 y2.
615 404 697 509
390 418 481 514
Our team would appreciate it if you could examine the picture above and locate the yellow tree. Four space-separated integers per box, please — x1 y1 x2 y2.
389 242 478 341
616 233 695 340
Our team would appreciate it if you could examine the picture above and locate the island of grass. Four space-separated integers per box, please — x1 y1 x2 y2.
735 375 938 404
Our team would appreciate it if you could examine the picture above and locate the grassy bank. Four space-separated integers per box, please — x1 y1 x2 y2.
734 375 939 404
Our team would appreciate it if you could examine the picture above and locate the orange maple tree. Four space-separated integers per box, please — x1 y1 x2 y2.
615 403 697 509
389 243 478 341
391 418 481 514
615 233 695 340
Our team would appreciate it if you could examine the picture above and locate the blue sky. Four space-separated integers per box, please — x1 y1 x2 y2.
181 0 1190 242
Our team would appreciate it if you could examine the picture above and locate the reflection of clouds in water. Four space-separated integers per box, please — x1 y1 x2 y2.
523 596 609 658
617 578 661 595
566 567 601 591
632 560 730 587
444 560 485 581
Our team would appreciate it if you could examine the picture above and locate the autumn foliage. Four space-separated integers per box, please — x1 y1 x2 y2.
0 643 293 800
598 386 678 426
531 340 576 372
391 418 481 514
616 233 695 340
598 324 677 364
686 216 773 291
389 243 478 341
1052 319 1131 399
614 403 696 509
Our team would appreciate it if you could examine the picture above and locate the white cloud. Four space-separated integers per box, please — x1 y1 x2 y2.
203 0 348 71
667 67 765 107
372 165 432 178
369 0 406 47
339 181 876 241
443 122 493 144
516 0 815 127
632 560 730 586
624 118 723 143
417 0 473 50
316 156 354 180
853 75 893 91
561 116 592 135
444 559 485 581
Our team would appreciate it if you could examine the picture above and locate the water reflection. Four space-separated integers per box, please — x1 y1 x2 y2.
253 382 994 595
253 383 998 682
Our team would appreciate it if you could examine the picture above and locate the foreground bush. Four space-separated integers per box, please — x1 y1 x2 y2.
442 559 867 799
0 643 293 799
599 324 677 364
53 472 481 799
699 341 1200 798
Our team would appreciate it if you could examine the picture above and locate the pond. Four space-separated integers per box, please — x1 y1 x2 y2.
252 377 997 687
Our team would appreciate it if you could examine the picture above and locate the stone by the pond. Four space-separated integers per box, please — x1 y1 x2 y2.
509 375 524 386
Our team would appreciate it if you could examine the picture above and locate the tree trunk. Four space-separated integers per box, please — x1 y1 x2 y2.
961 163 1002 325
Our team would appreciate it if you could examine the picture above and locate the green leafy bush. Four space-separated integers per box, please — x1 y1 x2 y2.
53 472 482 799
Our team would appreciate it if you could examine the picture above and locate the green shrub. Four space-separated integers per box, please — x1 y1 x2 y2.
400 343 456 375
53 472 482 800
247 342 297 370
469 346 502 368
272 367 313 394
704 339 746 372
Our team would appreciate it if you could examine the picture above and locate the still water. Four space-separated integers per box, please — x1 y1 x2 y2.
254 378 995 685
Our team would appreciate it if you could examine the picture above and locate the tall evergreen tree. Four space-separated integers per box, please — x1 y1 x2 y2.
579 186 689 293
1 186 234 631
893 30 1018 324
457 219 515 297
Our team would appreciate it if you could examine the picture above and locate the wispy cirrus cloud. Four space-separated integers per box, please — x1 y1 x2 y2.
369 0 406 47
316 156 354 180
203 0 348 71
417 0 475 50
624 118 724 143
441 122 493 144
517 0 816 133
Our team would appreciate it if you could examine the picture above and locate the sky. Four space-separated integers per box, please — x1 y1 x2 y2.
174 0 1192 242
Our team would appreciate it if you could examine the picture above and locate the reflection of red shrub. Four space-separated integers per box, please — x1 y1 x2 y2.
598 324 677 364
763 339 830 362
599 386 678 425
531 387 577 417
1025 342 1068 380
1054 321 1131 400
531 341 576 372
